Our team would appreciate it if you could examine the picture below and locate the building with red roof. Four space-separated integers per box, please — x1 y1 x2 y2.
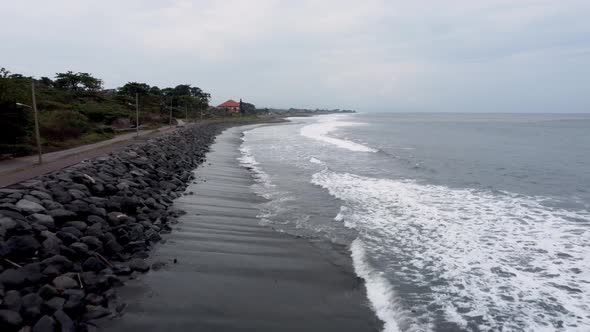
217 99 240 113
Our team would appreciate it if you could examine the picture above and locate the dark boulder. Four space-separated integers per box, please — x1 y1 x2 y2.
41 200 62 211
30 190 52 201
81 258 105 272
5 235 40 259
53 310 74 332
84 294 104 306
104 239 123 255
127 224 144 241
3 290 22 311
86 215 105 225
62 221 87 232
0 210 25 221
42 297 65 313
55 231 79 245
22 263 43 285
67 189 86 200
0 269 27 289
0 309 23 332
59 227 83 239
32 314 56 332
41 256 73 275
107 212 128 227
129 258 149 273
52 191 73 205
62 294 84 318
16 199 46 214
21 293 44 321
82 305 110 321
47 209 76 225
69 242 90 258
80 236 102 252
40 236 61 257
112 264 132 276
0 217 17 233
120 197 139 214
84 224 103 238
52 275 78 290
28 214 54 228
38 285 59 300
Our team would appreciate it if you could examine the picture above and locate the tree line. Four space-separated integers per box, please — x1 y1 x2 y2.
0 67 215 156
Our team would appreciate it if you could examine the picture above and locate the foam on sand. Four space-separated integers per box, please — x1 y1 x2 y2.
300 115 378 152
351 238 404 332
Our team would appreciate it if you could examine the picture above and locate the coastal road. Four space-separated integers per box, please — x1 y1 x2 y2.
101 126 380 331
0 125 176 187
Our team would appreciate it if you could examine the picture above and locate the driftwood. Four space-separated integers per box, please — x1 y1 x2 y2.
96 253 113 268
4 258 23 268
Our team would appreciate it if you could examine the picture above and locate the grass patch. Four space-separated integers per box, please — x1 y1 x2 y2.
41 132 116 153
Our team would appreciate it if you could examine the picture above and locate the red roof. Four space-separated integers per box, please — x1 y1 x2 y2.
218 99 240 107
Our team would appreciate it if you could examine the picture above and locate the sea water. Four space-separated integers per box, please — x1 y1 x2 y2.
238 113 590 332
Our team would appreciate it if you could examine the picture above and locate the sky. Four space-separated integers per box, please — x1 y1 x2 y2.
2 0 590 113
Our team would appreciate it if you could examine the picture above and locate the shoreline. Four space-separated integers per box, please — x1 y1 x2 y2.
99 125 381 331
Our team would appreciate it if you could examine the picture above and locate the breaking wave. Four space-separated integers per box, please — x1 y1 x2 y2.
312 170 590 331
300 115 378 152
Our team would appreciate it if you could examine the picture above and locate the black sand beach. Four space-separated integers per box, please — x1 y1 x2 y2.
101 126 380 331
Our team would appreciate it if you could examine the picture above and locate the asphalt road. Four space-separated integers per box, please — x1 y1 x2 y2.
0 125 176 188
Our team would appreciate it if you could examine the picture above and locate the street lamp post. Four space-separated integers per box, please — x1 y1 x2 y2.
15 81 43 164
135 93 139 137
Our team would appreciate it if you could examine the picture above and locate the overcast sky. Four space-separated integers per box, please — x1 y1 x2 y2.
2 0 590 112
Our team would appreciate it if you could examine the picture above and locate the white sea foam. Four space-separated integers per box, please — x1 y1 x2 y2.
312 170 590 331
309 157 324 165
351 238 404 332
237 144 275 199
300 115 378 152
238 131 310 230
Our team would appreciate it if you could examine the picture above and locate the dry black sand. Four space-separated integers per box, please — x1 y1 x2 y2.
100 126 380 331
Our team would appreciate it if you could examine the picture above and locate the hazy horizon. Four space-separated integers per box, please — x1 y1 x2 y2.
2 0 590 113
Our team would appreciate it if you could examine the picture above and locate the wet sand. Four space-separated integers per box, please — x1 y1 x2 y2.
100 126 380 331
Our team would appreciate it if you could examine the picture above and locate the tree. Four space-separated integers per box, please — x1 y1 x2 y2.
0 67 10 78
40 77 53 87
54 71 102 91
54 71 80 90
118 82 151 97
241 102 256 115
149 86 162 95
77 72 102 90
171 84 192 96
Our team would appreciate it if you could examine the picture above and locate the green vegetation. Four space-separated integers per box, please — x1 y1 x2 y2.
0 67 215 157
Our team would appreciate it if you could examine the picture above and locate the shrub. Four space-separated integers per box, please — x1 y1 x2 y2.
38 100 73 111
0 101 32 144
76 102 130 124
0 143 34 157
39 110 90 140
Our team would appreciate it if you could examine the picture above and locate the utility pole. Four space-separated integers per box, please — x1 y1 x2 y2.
31 82 42 164
135 93 139 137
185 105 188 123
169 101 173 126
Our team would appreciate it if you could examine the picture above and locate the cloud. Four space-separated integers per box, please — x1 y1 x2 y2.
1 0 589 112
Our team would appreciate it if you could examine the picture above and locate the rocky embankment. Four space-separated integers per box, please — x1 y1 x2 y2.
0 123 228 331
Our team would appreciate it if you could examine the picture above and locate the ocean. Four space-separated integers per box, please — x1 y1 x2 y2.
238 113 590 332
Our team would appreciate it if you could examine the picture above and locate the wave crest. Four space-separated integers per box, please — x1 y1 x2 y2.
300 115 378 152
313 170 590 331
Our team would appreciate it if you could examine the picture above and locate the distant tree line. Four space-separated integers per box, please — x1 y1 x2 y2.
0 67 212 156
